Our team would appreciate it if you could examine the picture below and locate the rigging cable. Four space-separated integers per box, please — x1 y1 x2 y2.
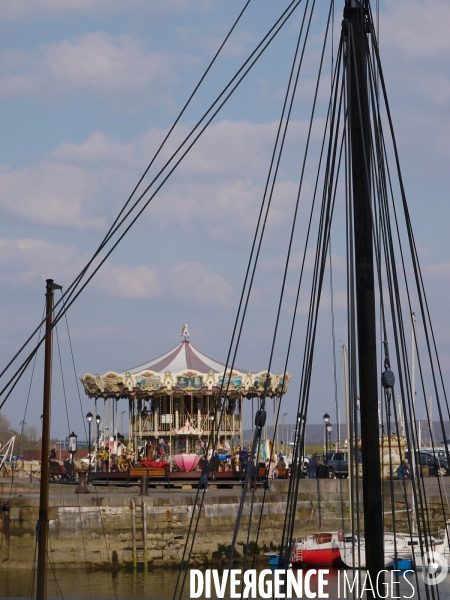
0 0 304 409
172 5 312 597
281 56 346 567
237 0 319 567
365 10 448 576
248 0 342 567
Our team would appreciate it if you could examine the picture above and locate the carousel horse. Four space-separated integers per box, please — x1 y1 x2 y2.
214 449 231 472
125 443 136 461
116 455 133 472
146 441 157 460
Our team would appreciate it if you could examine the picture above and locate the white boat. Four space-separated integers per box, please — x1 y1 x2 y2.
339 537 397 569
412 523 449 571
291 531 406 569
339 532 427 569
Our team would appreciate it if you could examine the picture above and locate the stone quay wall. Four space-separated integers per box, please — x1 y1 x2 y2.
0 479 441 569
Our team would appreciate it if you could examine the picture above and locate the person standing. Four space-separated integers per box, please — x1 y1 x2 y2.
308 454 319 479
264 458 276 490
317 459 329 479
200 459 209 491
239 446 249 482
250 460 258 490
397 459 411 480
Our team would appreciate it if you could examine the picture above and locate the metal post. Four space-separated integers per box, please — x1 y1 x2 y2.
88 421 91 483
139 477 149 496
410 313 418 479
281 413 287 448
37 278 60 600
302 416 306 463
344 0 384 581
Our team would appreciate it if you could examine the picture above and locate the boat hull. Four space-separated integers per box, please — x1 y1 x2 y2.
292 546 342 567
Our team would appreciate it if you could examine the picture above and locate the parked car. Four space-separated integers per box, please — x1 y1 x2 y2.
406 450 449 477
327 451 362 479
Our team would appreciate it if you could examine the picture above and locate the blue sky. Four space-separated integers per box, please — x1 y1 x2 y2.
0 0 449 444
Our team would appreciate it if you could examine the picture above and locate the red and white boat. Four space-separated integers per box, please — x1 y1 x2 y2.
291 531 343 567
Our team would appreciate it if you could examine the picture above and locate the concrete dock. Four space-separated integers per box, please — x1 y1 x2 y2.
0 478 447 569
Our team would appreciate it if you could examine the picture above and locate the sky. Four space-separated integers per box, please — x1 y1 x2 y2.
0 0 449 445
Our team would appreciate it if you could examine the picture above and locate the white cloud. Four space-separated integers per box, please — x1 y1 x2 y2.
0 238 80 282
176 27 257 59
165 119 313 180
91 263 161 300
380 0 450 59
0 120 315 236
0 238 161 300
378 1 450 111
392 110 450 175
0 162 108 229
0 0 196 21
168 262 233 308
261 248 346 273
423 262 450 282
50 131 139 167
0 237 233 306
0 32 177 107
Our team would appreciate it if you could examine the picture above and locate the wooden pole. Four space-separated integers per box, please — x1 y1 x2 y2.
142 499 148 570
345 0 384 583
37 278 60 600
131 499 137 569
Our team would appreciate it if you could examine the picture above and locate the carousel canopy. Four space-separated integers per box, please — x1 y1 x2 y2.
80 328 290 400
122 340 243 376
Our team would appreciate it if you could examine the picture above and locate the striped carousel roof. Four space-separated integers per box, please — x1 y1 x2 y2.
80 327 290 399
121 340 246 376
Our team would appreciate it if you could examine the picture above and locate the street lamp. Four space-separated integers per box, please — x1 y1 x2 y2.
120 410 126 436
68 431 77 481
95 414 101 472
86 412 93 481
209 407 217 481
326 422 333 457
95 413 101 436
298 414 306 461
323 413 330 457
281 413 288 449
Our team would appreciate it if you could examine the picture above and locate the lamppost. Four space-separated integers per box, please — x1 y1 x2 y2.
120 410 126 436
326 422 333 457
323 413 330 457
298 414 306 458
68 431 77 481
95 414 101 472
209 407 216 482
86 412 93 482
281 413 288 451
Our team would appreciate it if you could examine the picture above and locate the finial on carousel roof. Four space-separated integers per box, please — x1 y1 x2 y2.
181 323 189 340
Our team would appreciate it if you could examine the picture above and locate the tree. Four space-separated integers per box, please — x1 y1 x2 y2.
0 412 13 448
9 424 41 452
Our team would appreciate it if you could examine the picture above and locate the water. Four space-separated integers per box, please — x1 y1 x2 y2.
0 569 187 600
1 567 449 599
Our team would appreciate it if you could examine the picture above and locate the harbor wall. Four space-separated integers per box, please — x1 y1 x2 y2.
0 479 443 569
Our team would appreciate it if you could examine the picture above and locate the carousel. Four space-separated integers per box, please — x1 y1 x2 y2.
80 325 290 475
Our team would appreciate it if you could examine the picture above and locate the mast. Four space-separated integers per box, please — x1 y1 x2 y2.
343 345 353 512
344 0 384 582
37 279 61 600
